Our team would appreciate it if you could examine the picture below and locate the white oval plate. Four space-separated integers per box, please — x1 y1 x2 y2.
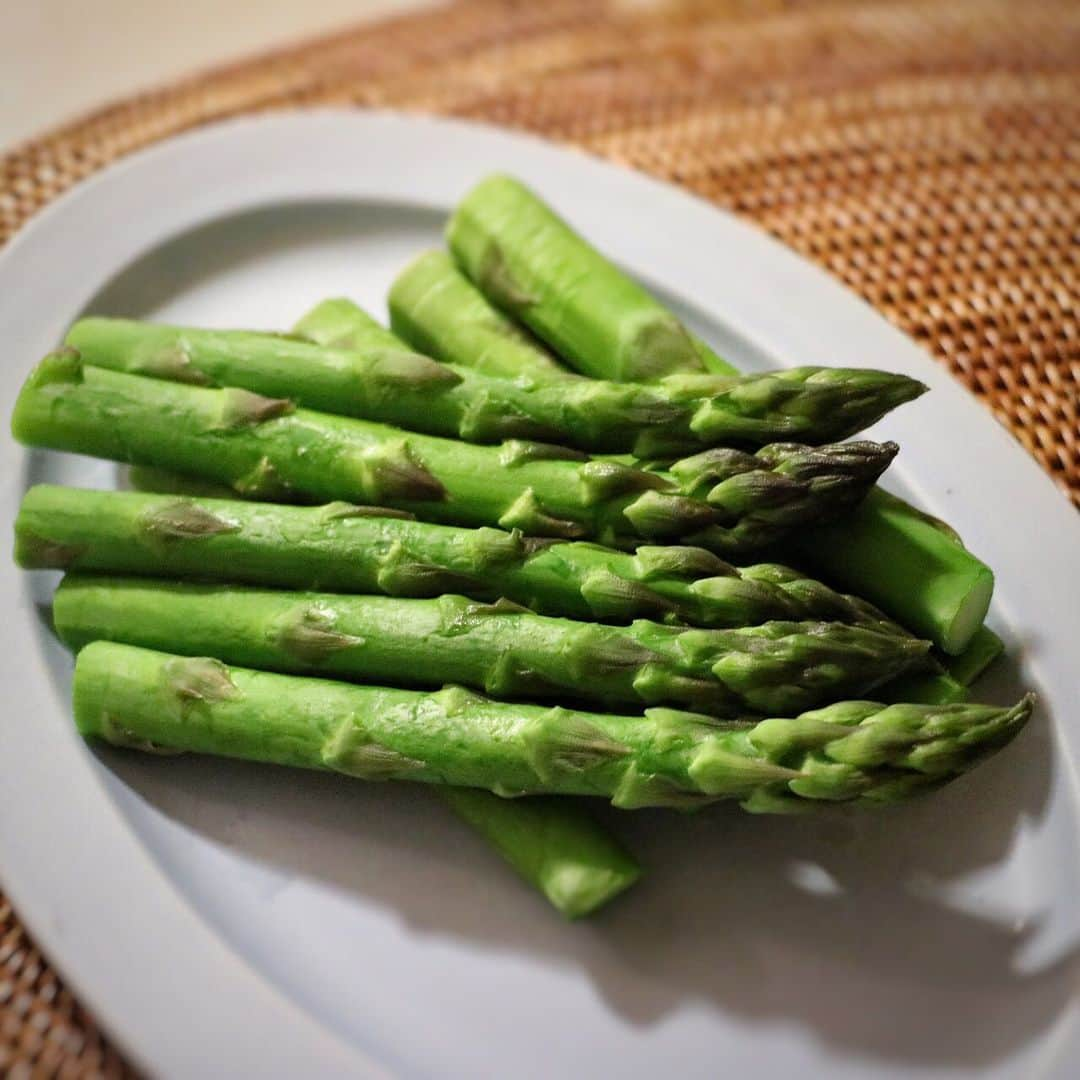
1 112 1078 1079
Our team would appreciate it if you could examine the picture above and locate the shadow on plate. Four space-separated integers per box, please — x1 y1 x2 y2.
84 645 1076 1071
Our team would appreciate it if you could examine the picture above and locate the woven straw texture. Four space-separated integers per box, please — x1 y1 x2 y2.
2 0 1077 1072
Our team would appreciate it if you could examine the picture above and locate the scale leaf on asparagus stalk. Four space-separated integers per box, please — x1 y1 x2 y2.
11 351 895 555
53 575 933 716
74 642 1034 811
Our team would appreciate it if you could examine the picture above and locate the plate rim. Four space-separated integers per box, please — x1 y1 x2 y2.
1 107 1078 1077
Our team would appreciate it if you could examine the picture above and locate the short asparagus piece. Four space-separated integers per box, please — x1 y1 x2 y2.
12 352 894 554
67 313 924 454
74 642 1034 810
54 575 931 716
787 487 994 655
437 788 639 917
17 485 906 632
447 175 735 380
943 625 1005 686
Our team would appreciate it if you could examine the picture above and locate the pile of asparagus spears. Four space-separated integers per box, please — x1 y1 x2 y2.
11 175 1030 918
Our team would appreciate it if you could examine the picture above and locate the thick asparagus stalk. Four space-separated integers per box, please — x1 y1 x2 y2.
12 352 894 554
786 488 994 655
436 788 639 917
54 575 931 716
73 642 1034 810
17 485 904 632
67 314 923 455
447 175 735 380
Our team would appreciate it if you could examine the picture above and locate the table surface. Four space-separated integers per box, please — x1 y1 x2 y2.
1 0 1077 1074
1 0 424 150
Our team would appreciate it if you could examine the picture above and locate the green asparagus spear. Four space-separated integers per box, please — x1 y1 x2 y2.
17 485 906 632
12 352 894 554
54 575 931 716
786 488 994 655
67 314 655 450
67 314 924 455
447 175 736 380
73 641 1034 810
433 788 639 916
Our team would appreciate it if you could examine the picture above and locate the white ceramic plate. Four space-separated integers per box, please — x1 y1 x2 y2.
1 112 1078 1079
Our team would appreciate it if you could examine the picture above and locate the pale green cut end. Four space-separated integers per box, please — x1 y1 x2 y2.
942 568 994 656
544 860 642 920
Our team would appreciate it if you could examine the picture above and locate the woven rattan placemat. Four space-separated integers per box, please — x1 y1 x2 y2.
2 0 1077 1072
